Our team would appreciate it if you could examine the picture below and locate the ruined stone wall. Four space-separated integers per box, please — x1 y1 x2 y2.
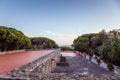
1 73 120 80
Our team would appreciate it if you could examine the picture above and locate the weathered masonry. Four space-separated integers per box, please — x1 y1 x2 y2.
0 49 61 79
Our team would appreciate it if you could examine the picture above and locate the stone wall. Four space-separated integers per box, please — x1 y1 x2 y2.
0 49 61 79
0 73 120 80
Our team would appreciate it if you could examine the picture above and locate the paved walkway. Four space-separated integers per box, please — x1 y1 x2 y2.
0 50 53 74
54 52 113 75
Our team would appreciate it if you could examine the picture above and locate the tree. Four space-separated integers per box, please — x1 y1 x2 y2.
108 37 120 66
0 26 31 51
73 29 120 66
73 33 98 54
30 37 58 49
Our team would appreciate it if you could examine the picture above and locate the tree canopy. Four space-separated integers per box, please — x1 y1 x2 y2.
73 33 98 53
30 37 58 49
73 29 120 66
0 26 31 51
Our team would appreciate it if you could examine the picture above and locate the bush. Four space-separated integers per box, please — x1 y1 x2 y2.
60 46 74 51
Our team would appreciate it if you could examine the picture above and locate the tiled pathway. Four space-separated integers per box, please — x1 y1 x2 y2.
55 52 113 75
0 50 53 74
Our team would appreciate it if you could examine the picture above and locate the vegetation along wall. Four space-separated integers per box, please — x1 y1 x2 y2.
73 29 120 67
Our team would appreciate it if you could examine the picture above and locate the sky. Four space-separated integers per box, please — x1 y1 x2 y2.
0 0 120 46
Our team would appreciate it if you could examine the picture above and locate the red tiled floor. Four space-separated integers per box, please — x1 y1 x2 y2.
0 50 54 74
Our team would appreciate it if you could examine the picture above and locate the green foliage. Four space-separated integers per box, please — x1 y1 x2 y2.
97 45 105 56
73 29 120 66
0 26 31 51
60 46 74 51
73 33 98 53
97 44 111 63
108 41 120 66
30 37 58 49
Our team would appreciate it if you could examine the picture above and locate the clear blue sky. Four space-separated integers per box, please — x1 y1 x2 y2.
0 0 120 45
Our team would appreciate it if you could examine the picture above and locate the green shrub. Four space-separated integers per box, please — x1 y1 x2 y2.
60 46 74 51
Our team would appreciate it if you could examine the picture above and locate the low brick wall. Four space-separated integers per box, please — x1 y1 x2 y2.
0 50 25 55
